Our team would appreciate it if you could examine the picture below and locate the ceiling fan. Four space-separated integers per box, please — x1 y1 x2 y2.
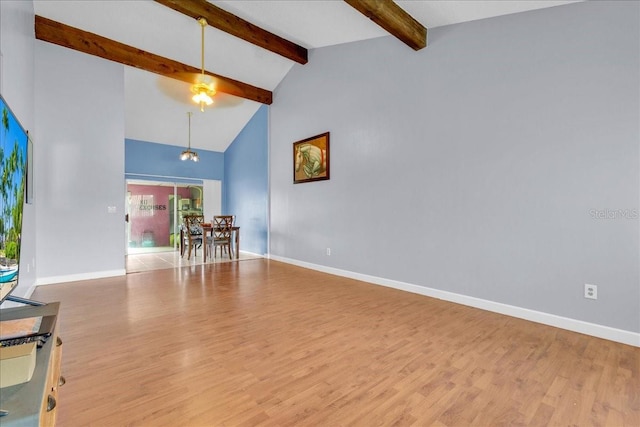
155 76 243 110
191 17 215 112
156 16 243 110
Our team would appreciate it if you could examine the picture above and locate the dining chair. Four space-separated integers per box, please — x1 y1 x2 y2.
213 215 235 257
208 216 234 259
182 215 204 260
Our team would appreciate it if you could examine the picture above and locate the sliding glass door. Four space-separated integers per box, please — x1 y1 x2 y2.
126 180 205 254
125 178 221 255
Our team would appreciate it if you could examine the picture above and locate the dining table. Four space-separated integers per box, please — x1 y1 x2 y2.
202 224 240 261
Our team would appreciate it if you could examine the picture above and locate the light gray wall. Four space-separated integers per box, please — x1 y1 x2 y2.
0 0 37 296
34 41 126 280
270 1 639 332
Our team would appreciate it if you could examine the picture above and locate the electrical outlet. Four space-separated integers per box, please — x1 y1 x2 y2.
326 248 331 256
584 284 597 300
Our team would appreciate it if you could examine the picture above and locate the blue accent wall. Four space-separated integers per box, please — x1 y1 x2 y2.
224 105 268 255
125 138 224 180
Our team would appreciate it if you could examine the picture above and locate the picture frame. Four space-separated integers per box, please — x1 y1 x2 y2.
293 132 330 184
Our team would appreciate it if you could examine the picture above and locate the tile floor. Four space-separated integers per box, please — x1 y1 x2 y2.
126 248 262 273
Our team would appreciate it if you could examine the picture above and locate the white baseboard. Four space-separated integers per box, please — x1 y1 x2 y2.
238 250 264 258
268 255 640 348
36 269 126 286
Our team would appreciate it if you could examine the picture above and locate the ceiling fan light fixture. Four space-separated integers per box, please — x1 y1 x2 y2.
191 82 215 111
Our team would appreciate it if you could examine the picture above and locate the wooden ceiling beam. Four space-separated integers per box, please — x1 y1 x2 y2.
154 0 308 65
344 0 427 51
34 15 273 105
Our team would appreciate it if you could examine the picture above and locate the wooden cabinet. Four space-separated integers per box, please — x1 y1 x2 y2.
0 302 63 426
39 334 63 427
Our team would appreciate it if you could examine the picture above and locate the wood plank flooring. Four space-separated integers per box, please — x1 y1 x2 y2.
31 259 639 426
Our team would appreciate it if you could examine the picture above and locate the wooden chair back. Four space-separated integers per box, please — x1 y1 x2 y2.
184 215 205 233
211 215 234 258
181 215 204 259
213 215 235 227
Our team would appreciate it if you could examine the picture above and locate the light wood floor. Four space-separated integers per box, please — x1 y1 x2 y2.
32 260 639 426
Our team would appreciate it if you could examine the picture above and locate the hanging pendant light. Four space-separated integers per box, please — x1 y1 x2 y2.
191 17 216 112
180 112 199 162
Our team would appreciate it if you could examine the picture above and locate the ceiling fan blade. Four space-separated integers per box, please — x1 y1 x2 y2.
155 73 244 109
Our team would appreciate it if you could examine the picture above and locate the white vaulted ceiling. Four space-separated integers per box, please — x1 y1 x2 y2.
33 0 579 152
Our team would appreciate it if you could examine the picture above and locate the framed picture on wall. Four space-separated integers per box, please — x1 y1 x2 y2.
293 132 330 184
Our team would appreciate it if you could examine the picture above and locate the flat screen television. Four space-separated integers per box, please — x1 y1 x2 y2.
0 94 29 305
